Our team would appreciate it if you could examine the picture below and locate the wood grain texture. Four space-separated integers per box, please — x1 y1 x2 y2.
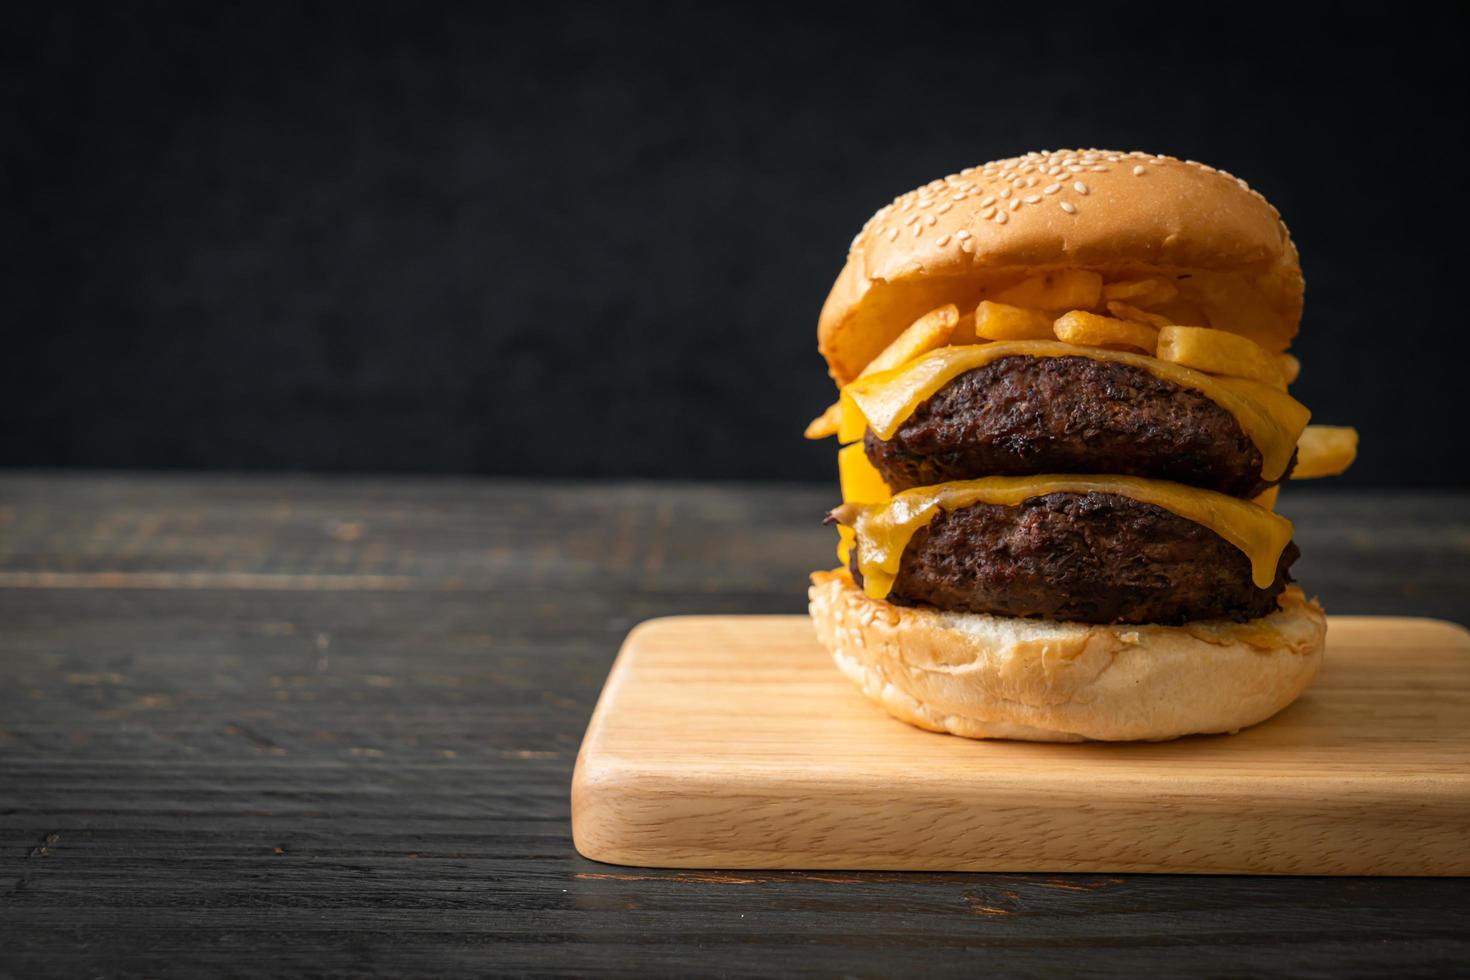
2 474 1469 977
573 616 1470 874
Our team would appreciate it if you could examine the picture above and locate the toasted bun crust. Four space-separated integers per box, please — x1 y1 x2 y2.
808 569 1325 742
819 150 1303 384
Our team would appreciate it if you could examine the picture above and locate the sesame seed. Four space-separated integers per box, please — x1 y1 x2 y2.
980 197 996 207
999 187 1012 199
1060 201 1077 214
1026 176 1039 186
917 198 932 208
1090 165 1108 172
887 227 899 241
936 202 953 214
1133 165 1147 175
955 230 971 240
994 210 1008 224
1009 199 1021 211
1074 182 1088 194
912 224 923 236
1044 183 1062 194
905 214 920 226
1066 165 1084 172
936 234 951 246
924 213 936 225
1024 195 1041 204
980 206 996 219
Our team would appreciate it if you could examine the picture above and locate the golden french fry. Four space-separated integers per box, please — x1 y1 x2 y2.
839 443 891 504
1278 352 1301 385
973 301 1055 341
1291 425 1358 479
1145 299 1210 326
1053 310 1159 354
950 308 978 345
807 304 960 439
1156 325 1285 388
991 270 1103 311
1251 486 1280 511
863 304 959 376
804 401 842 439
1106 301 1172 329
1102 277 1180 307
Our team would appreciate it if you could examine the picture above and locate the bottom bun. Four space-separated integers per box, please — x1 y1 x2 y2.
808 569 1326 742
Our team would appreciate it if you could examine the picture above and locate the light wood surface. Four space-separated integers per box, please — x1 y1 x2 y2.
573 615 1470 875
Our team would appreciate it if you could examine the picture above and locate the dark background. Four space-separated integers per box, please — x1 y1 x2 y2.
4 2 1466 484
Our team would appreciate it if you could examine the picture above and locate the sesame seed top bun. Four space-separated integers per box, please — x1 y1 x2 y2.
818 150 1303 385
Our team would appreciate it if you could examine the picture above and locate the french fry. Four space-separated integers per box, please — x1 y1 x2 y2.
991 270 1103 311
1156 325 1285 388
805 304 959 439
1106 301 1172 329
1278 352 1301 385
973 301 1055 341
863 304 959 375
1102 277 1180 307
1145 299 1210 327
950 308 978 345
1290 425 1358 479
1053 311 1159 354
804 401 842 440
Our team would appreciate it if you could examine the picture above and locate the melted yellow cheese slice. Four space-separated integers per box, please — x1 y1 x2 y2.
835 443 890 565
838 342 1311 483
843 475 1294 599
838 443 891 505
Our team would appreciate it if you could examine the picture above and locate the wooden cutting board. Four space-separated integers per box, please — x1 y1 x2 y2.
572 615 1470 875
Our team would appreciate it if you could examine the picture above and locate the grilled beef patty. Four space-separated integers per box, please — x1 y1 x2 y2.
849 491 1297 625
864 355 1291 499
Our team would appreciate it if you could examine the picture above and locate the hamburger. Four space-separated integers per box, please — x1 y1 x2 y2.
805 150 1358 742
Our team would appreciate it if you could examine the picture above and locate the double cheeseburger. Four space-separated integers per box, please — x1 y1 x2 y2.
805 150 1358 742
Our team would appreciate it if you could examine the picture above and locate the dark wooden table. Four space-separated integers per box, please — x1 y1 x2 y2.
2 473 1467 978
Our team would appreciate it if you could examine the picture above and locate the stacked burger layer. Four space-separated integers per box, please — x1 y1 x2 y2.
805 151 1357 742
